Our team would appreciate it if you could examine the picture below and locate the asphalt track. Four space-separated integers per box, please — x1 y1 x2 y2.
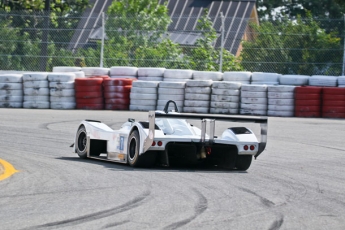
0 108 345 230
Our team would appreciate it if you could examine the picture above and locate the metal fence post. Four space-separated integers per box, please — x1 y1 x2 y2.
219 12 225 72
40 0 50 71
100 12 105 68
343 14 345 76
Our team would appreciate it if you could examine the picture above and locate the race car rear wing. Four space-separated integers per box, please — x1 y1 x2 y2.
145 110 268 159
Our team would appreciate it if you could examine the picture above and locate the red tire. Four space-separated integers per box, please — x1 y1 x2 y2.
322 113 345 118
75 91 103 98
76 103 104 110
105 98 130 104
75 85 102 92
295 86 322 94
294 100 321 106
87 75 109 79
76 97 104 104
295 105 320 112
322 100 345 106
103 85 132 93
322 87 345 95
75 78 103 86
322 106 345 113
322 94 345 101
105 104 130 110
295 111 321 117
103 78 134 86
295 94 321 100
103 92 130 99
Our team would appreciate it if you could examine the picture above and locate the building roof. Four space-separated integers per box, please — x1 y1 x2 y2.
69 0 256 55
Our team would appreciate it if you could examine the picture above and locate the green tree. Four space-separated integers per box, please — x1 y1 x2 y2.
241 13 342 75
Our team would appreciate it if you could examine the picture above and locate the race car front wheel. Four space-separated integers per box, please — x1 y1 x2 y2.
76 126 88 159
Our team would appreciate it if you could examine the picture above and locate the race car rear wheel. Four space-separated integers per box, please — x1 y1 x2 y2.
235 155 252 171
127 130 140 167
76 126 88 159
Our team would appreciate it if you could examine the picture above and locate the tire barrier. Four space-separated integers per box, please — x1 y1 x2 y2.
156 81 185 112
279 75 309 86
309 75 338 87
192 71 223 81
48 73 76 109
138 67 165 81
81 67 110 77
240 84 268 116
251 72 280 85
267 85 295 117
183 80 212 113
103 78 134 110
222 71 251 84
23 72 50 109
294 86 322 117
338 76 345 87
110 66 138 79
75 78 104 110
52 66 82 72
0 74 23 108
322 87 345 118
210 81 241 114
130 81 159 111
163 69 193 82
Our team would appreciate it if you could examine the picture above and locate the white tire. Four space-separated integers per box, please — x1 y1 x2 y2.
268 105 294 111
73 71 85 78
50 96 75 103
23 81 49 88
52 66 81 72
50 102 76 109
212 81 241 89
252 72 280 82
130 93 157 100
164 69 193 79
130 99 156 106
223 71 251 81
82 67 110 76
110 66 138 76
185 93 210 101
48 73 76 82
268 99 294 105
267 110 294 117
241 103 267 110
279 75 309 85
211 95 240 102
267 92 294 99
132 81 159 88
241 97 268 104
159 82 186 89
241 91 267 98
23 101 50 109
23 72 48 81
241 84 267 92
192 71 223 81
0 90 23 96
212 88 240 96
183 107 209 113
131 87 157 94
0 102 22 108
210 101 239 109
137 77 163 81
24 95 49 101
50 89 75 97
184 100 210 107
210 108 239 114
0 95 23 102
0 74 23 83
268 85 296 92
0 83 22 90
24 88 50 96
251 81 279 85
129 104 156 111
157 100 184 107
158 94 184 101
110 76 137 79
138 67 165 77
338 76 345 85
49 81 74 89
163 78 190 82
309 75 338 87
186 80 213 87
158 88 184 95
185 87 211 94
240 109 267 116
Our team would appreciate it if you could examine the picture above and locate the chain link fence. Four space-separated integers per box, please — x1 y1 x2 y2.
0 11 344 75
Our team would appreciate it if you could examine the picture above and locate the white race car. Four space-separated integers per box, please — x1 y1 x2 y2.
72 101 267 170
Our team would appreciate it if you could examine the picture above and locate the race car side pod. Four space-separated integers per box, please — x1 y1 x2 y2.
149 111 268 159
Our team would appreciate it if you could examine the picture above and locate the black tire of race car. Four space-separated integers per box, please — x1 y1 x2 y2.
235 155 252 171
127 130 140 167
76 126 88 159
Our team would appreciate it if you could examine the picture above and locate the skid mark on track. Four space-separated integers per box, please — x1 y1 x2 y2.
38 120 81 130
25 190 151 230
239 187 275 207
103 220 130 229
163 188 208 230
